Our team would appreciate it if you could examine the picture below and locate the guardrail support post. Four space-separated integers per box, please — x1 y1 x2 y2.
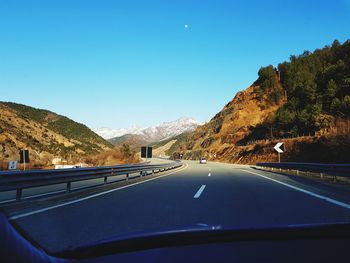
320 173 323 179
67 182 71 192
126 173 129 181
333 175 337 182
16 188 22 201
152 169 155 174
140 171 143 177
104 177 107 184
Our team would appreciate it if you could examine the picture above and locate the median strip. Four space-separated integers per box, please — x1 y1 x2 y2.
194 185 206 199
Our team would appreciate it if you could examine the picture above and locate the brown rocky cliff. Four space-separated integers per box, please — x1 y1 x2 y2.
171 84 284 162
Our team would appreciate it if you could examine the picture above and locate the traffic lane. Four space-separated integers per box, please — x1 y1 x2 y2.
193 163 350 227
12 162 210 252
12 161 350 253
240 166 350 205
11 161 350 252
208 160 350 205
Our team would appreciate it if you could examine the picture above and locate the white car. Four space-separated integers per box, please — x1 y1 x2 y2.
199 158 207 164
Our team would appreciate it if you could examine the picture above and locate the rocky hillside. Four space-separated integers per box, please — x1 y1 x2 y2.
0 102 112 166
108 134 149 151
170 40 350 164
169 83 284 162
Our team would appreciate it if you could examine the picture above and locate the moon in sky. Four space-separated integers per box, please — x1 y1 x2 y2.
184 24 189 29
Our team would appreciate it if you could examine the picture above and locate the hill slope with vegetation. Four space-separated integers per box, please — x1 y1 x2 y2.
170 40 350 163
275 39 350 135
0 102 113 167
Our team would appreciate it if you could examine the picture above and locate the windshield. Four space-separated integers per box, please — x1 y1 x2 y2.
0 0 350 255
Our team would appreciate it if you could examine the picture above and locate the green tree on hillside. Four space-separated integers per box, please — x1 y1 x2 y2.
255 65 283 104
258 65 277 90
274 39 350 135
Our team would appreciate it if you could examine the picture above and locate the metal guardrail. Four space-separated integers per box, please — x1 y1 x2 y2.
256 162 350 178
0 161 183 201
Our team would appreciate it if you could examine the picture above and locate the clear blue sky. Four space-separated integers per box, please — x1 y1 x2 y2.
1 0 350 128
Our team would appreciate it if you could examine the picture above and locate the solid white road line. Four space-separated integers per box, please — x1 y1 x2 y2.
194 185 206 199
23 189 66 200
0 189 67 204
0 198 16 204
241 169 350 210
10 163 189 221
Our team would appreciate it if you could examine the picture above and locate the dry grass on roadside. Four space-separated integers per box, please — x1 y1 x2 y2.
83 144 140 166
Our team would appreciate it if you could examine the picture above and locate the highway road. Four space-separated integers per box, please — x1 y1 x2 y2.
5 160 350 253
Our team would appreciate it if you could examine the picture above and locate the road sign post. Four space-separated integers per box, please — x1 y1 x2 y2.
273 143 284 163
23 151 26 171
141 146 152 161
19 150 29 171
278 152 280 163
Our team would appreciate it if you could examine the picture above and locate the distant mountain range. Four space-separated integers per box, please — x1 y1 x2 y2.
93 117 202 144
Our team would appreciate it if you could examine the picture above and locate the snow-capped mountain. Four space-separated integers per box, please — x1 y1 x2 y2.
93 117 202 142
92 125 144 140
140 117 202 142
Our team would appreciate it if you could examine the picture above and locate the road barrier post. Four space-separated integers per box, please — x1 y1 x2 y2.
16 189 22 201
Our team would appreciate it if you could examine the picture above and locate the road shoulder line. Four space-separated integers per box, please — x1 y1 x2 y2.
240 169 350 210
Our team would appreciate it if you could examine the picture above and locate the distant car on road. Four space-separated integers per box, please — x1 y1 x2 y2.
199 157 207 164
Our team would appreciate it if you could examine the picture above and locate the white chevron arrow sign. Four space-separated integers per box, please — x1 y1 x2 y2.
274 142 284 153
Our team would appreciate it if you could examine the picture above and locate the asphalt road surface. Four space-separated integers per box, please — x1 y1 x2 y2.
7 160 350 253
